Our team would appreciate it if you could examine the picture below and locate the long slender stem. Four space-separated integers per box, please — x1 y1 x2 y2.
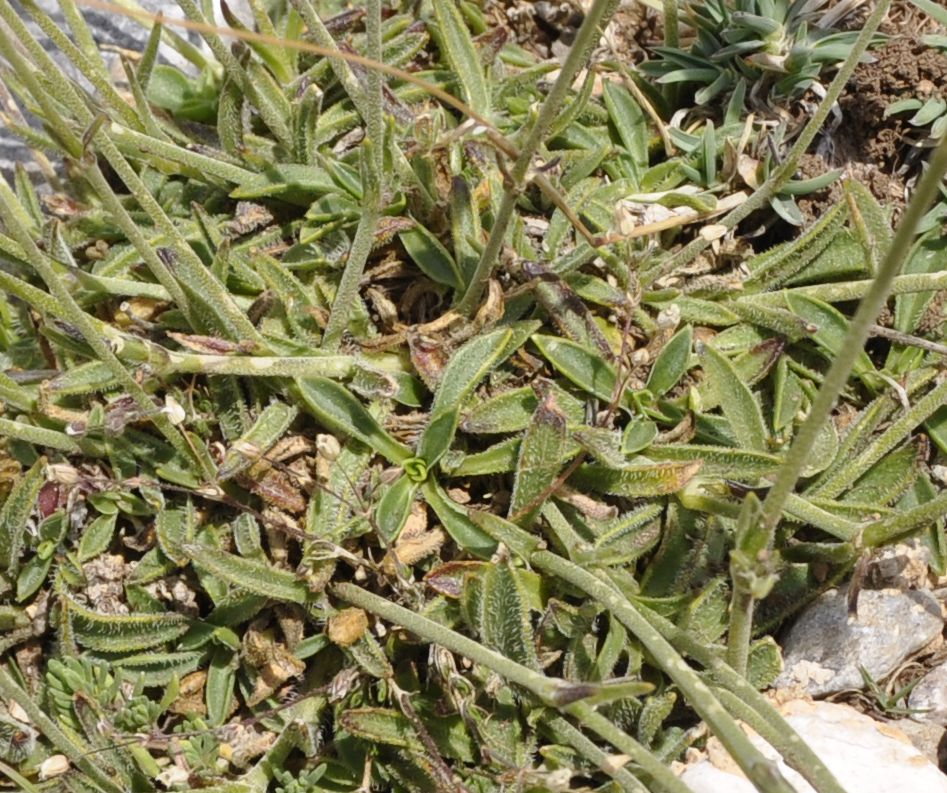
531 552 797 793
456 0 619 315
642 0 891 287
157 353 354 378
725 586 754 675
566 704 692 793
331 583 689 793
732 270 947 304
759 134 947 533
637 604 847 793
663 0 679 48
543 716 651 793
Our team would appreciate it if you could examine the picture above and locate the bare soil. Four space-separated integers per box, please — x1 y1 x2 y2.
798 35 947 222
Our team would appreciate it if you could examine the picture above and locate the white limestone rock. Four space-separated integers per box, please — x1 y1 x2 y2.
910 662 947 727
680 700 947 793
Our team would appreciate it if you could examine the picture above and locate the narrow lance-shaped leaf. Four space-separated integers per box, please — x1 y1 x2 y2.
417 328 513 466
296 377 411 464
480 556 540 670
570 460 702 497
646 325 693 397
422 480 496 559
533 334 619 404
0 457 45 576
699 343 768 453
431 0 490 115
375 473 419 544
185 543 310 603
66 595 191 652
509 389 568 528
218 401 298 481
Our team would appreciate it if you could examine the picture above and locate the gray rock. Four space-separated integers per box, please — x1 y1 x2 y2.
2 0 251 179
910 662 947 727
775 586 943 696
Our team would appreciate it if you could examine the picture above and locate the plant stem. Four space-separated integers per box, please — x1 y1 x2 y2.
637 603 847 793
531 551 798 793
643 0 891 287
542 715 651 793
663 0 679 48
565 704 692 793
331 582 688 793
726 585 755 675
156 353 354 379
741 270 947 304
456 0 619 315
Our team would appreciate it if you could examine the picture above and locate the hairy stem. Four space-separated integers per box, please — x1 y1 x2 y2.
760 134 947 533
332 582 688 793
532 552 798 793
638 603 847 793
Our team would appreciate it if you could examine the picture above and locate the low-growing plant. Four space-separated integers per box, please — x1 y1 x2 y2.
0 0 945 792
641 0 875 109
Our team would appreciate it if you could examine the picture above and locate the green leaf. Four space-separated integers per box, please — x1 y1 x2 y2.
77 512 117 562
533 334 619 404
16 553 52 602
605 80 650 178
422 480 496 559
340 708 476 763
418 328 514 465
885 98 924 117
0 457 44 576
509 389 568 528
206 647 236 727
218 401 298 481
67 596 191 652
461 383 585 435
480 557 539 670
785 294 876 381
296 377 411 464
431 0 490 115
570 461 702 497
375 473 419 543
699 344 768 452
910 95 947 126
646 325 693 397
185 544 310 603
398 224 463 289
587 504 663 565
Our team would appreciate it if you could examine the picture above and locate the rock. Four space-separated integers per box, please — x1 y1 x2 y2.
679 700 947 793
870 540 933 591
890 718 947 769
775 587 943 696
3 0 251 179
910 662 947 727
